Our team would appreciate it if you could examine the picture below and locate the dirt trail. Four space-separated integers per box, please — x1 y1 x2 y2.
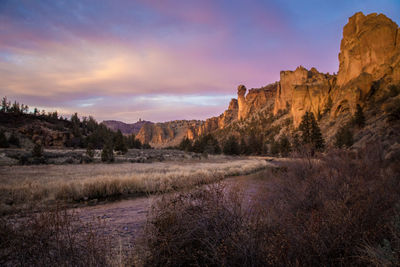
76 159 284 246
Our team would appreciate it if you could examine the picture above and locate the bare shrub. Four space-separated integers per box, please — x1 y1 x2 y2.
0 208 116 266
132 183 266 266
133 148 400 266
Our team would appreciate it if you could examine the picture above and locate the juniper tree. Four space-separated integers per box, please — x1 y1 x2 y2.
32 143 43 158
334 125 353 148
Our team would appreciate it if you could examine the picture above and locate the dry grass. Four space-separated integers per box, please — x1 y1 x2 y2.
0 158 270 212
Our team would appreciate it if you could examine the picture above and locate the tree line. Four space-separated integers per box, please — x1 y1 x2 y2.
1 96 152 163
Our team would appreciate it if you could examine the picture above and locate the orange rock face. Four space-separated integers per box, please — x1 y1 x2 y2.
337 12 399 86
238 83 277 120
274 66 335 126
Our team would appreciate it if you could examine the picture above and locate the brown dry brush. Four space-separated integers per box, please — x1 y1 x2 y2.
132 148 400 266
0 207 117 267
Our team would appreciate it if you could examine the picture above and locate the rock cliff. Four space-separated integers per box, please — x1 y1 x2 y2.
125 12 400 148
337 12 399 86
136 120 202 148
274 66 336 126
238 83 277 120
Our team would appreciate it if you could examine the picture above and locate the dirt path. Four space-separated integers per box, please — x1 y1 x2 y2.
76 159 284 247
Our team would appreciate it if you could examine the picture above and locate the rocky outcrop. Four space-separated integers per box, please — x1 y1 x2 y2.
337 12 399 87
237 85 247 120
136 120 202 148
331 12 400 117
238 83 277 120
274 66 335 126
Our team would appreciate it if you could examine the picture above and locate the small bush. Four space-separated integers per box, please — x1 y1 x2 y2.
133 148 400 266
32 143 43 158
0 208 115 266
0 131 9 148
334 124 353 148
8 132 19 147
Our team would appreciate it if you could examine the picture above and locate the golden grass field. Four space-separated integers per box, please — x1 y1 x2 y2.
0 157 270 212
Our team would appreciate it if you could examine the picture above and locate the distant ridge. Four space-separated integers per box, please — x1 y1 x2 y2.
102 120 153 135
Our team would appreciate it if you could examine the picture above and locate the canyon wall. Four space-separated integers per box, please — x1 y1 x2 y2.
128 12 400 147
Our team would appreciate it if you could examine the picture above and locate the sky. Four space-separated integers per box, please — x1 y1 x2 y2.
0 0 399 123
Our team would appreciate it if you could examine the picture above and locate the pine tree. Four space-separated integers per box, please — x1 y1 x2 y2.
239 137 247 155
1 97 8 112
311 116 325 151
292 132 301 152
270 139 280 156
353 104 365 128
114 130 127 154
299 111 325 151
179 137 193 151
299 111 313 144
223 136 239 155
279 135 291 156
101 140 114 162
86 143 95 159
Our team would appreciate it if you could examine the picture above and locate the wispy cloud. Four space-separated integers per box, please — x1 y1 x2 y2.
0 0 399 122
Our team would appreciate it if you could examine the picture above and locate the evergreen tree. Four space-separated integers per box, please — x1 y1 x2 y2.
353 104 365 128
114 130 127 154
86 143 95 159
179 137 193 151
270 139 280 156
1 97 8 112
292 132 301 152
239 137 248 155
334 125 353 148
101 140 114 162
142 143 152 149
279 135 291 156
223 136 239 155
299 111 325 151
0 131 9 148
191 139 202 153
248 131 263 155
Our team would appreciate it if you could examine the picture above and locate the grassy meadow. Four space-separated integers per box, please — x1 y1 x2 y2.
0 157 270 212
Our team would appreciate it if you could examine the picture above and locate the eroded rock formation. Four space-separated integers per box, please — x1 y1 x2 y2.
337 12 399 86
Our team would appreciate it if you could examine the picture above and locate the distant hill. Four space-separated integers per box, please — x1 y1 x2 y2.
102 120 153 135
